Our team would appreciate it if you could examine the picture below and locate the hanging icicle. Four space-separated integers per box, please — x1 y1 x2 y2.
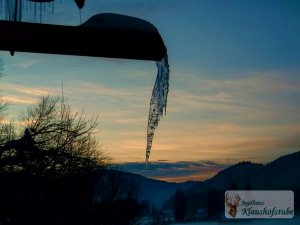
5 0 23 21
27 0 55 22
1 0 84 23
74 0 84 24
145 54 170 166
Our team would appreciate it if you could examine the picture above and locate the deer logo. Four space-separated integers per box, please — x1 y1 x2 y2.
225 192 241 218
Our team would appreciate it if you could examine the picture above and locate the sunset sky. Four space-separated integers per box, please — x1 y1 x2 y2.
0 0 300 182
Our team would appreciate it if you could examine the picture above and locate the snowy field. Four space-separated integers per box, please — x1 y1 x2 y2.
171 216 300 225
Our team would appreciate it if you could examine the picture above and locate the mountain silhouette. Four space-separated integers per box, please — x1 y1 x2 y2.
162 150 300 213
96 151 300 213
252 151 300 189
101 170 200 208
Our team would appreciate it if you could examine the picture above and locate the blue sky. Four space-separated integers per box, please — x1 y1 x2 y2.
0 0 300 181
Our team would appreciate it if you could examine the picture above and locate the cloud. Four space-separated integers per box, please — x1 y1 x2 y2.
2 96 36 105
0 82 60 106
119 160 229 182
65 80 148 99
168 72 300 126
193 73 300 94
17 60 44 69
1 82 53 96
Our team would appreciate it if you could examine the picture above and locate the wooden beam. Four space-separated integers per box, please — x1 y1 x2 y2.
0 13 167 61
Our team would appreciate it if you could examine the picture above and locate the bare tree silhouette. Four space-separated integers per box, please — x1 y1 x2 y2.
0 95 107 176
0 95 146 225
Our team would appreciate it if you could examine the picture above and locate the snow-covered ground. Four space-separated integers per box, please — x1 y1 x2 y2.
171 216 300 225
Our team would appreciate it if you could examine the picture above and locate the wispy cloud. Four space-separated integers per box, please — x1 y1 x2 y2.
1 82 53 96
66 80 144 98
172 72 300 105
17 60 44 69
187 73 300 94
2 96 36 105
168 72 300 127
0 82 59 106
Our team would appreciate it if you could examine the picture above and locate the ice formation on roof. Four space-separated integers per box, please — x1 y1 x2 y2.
146 54 169 166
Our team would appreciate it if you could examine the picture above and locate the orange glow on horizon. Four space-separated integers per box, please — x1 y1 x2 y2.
149 169 224 182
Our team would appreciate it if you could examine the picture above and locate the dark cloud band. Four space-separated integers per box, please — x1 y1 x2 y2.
118 161 229 182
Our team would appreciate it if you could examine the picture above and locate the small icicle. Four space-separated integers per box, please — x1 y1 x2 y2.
79 9 82 24
5 0 7 20
52 1 54 15
34 2 36 22
5 0 22 21
145 53 170 166
39 2 42 23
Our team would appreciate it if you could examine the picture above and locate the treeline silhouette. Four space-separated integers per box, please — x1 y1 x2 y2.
0 95 144 225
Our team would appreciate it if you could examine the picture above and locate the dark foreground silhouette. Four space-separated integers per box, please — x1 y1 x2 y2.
0 96 145 225
0 170 146 225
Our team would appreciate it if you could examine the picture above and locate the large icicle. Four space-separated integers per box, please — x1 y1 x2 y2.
146 54 169 166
